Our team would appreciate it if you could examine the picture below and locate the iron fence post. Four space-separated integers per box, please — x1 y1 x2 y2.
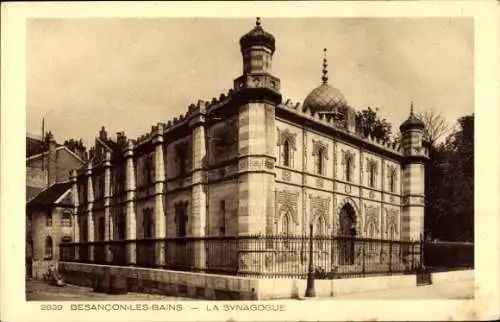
388 241 392 273
362 239 365 275
305 224 316 297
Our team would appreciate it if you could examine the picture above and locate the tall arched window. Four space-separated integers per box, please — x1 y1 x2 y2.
367 221 377 252
389 172 396 193
44 236 53 259
345 157 352 182
388 224 396 240
317 148 324 175
283 140 290 167
369 164 376 188
282 213 292 249
315 215 326 250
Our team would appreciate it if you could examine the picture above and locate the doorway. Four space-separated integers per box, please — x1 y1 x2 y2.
338 203 356 265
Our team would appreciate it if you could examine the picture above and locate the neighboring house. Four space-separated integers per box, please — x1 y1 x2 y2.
26 132 86 279
27 182 74 280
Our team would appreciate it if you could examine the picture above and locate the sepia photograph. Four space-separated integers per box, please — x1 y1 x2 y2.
2 2 499 322
25 16 474 301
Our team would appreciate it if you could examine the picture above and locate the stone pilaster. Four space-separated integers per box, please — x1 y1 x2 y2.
85 164 95 261
103 152 112 262
190 112 207 271
153 124 166 267
124 140 137 265
237 102 276 273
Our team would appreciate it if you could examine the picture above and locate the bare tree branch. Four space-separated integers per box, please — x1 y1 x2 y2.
416 110 451 146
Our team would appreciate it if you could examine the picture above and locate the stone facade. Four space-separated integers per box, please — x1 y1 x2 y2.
71 19 428 270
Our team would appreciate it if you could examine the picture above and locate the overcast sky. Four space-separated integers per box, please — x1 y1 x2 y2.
26 18 473 146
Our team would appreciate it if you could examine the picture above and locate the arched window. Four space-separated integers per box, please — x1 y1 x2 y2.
45 212 53 227
315 215 326 250
219 200 226 236
282 214 290 235
345 157 352 182
44 236 53 259
283 140 290 167
389 172 397 193
282 213 292 249
388 224 396 240
367 221 377 252
369 164 376 188
143 208 153 238
61 212 72 227
317 148 325 175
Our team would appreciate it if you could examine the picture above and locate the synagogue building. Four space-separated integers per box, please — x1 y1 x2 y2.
69 18 428 271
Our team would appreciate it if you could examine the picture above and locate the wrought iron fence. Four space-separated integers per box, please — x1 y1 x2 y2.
59 235 472 279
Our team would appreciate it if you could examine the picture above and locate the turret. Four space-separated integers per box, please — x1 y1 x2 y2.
399 102 429 242
233 17 281 104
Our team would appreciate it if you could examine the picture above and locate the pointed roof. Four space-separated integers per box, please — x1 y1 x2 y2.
400 102 425 131
239 17 276 54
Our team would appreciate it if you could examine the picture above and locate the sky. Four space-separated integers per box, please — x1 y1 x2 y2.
26 17 473 147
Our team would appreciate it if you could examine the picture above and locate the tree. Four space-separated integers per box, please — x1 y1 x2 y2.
355 107 393 143
424 114 474 242
416 110 451 147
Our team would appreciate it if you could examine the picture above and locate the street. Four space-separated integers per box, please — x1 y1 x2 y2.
26 278 474 301
26 279 191 301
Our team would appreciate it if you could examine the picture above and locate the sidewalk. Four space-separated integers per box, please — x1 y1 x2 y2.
302 279 474 300
26 279 192 301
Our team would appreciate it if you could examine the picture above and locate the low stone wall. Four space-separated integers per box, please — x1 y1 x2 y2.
58 262 474 300
58 262 258 300
256 274 417 299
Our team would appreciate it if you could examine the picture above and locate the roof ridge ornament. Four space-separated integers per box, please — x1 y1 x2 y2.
256 17 261 27
322 48 328 84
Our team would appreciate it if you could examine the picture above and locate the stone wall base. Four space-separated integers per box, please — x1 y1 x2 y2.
58 262 474 300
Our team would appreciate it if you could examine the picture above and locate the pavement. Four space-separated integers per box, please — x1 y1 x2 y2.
26 278 474 301
25 279 191 301
299 279 475 300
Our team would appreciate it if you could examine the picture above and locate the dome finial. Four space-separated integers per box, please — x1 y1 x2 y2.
322 48 328 84
410 101 414 116
256 17 261 27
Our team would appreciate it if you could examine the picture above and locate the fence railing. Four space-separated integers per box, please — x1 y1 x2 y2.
59 235 473 279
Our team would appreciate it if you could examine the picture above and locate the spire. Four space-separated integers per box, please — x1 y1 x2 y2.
322 48 328 84
410 101 414 116
256 17 261 27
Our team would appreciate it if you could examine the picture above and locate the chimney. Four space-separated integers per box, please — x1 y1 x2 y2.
116 132 127 146
99 126 108 140
45 131 58 186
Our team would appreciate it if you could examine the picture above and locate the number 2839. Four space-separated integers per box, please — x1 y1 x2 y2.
41 304 63 310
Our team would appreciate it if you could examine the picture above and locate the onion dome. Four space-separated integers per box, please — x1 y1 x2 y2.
303 48 352 117
239 17 276 54
400 102 425 131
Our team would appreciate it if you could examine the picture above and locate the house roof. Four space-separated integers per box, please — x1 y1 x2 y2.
27 181 72 208
26 145 85 164
26 186 44 202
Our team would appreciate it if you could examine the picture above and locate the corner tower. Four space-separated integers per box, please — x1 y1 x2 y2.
399 103 429 241
234 18 281 239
